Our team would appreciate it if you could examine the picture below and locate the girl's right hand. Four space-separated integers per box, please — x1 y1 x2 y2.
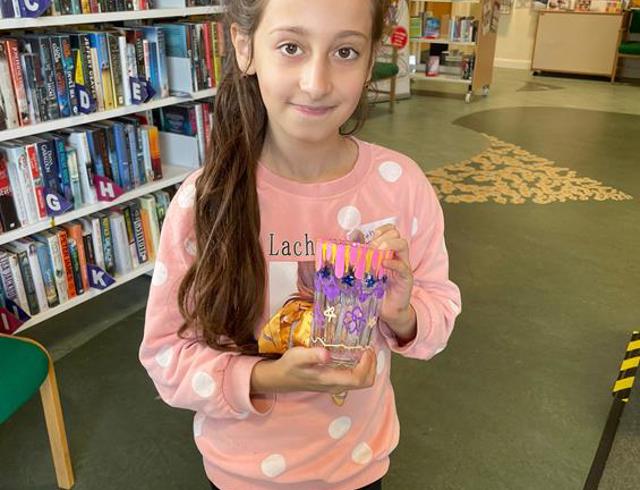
250 347 377 395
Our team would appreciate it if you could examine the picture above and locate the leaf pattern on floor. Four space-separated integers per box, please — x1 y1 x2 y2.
426 135 633 205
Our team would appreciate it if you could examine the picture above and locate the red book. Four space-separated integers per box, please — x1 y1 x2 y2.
22 142 47 220
55 227 77 299
202 21 214 89
0 153 20 232
4 39 30 127
63 221 89 292
202 102 211 153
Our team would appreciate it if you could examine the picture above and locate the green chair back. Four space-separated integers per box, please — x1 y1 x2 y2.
0 336 49 423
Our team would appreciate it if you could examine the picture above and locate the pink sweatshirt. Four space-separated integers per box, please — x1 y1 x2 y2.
139 137 461 489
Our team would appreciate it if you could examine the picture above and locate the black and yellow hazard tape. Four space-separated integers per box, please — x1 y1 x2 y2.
611 331 640 402
584 331 640 490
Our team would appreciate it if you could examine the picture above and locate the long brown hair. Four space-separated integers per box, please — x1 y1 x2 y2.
178 0 390 354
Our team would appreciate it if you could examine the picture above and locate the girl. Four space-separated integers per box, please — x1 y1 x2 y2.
139 0 461 489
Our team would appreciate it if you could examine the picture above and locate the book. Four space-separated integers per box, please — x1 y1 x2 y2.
33 238 60 308
33 231 68 304
17 139 48 220
129 200 148 264
4 242 40 315
3 39 30 126
67 238 85 295
0 143 33 226
20 53 42 125
109 209 133 275
50 36 72 118
55 227 77 299
0 151 20 232
21 35 59 122
0 42 19 129
121 204 139 268
137 194 160 259
63 221 89 291
0 249 29 313
63 129 97 205
65 147 83 208
97 212 115 275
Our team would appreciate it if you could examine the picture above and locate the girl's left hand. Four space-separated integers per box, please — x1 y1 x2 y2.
369 225 417 342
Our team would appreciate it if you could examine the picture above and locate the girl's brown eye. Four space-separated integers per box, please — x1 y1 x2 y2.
280 43 301 56
337 48 358 60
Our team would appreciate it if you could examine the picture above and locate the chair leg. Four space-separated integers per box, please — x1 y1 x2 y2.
389 76 397 113
40 362 75 489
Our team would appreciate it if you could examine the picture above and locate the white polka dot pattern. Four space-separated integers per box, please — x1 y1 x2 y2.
411 217 419 237
151 261 168 286
352 442 373 465
328 416 352 440
337 206 362 230
378 161 403 183
193 412 205 438
192 371 216 398
448 299 461 315
261 454 286 478
184 238 197 256
178 184 196 209
376 350 386 375
155 345 173 368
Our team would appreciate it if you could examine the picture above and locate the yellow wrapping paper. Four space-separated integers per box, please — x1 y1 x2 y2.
258 300 313 354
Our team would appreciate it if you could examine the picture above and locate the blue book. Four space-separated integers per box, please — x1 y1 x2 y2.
143 27 169 98
49 36 72 118
47 133 73 205
123 123 140 188
33 137 60 195
85 128 105 178
33 239 60 308
112 122 131 191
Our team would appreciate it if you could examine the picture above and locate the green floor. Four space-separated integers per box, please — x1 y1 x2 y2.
2 69 639 489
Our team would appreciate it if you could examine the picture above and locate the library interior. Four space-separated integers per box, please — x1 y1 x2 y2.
0 0 638 489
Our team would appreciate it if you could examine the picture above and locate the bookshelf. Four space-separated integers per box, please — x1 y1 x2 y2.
408 0 498 102
0 87 217 142
0 5 223 334
0 163 193 247
14 260 155 333
0 6 225 29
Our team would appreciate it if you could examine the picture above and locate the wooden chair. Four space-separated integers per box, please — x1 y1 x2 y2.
0 333 75 489
370 45 400 112
612 10 640 82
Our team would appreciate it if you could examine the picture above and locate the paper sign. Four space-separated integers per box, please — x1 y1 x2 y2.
75 84 97 114
88 264 116 290
93 175 124 202
130 77 156 104
390 26 408 49
45 188 73 216
18 0 52 18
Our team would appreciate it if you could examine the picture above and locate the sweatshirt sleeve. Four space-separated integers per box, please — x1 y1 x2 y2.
139 172 274 419
378 171 461 360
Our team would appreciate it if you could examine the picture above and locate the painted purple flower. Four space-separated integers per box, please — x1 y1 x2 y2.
373 280 386 300
322 275 341 301
344 306 365 335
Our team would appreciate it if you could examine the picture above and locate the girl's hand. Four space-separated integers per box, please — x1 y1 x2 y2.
251 347 376 395
369 225 417 342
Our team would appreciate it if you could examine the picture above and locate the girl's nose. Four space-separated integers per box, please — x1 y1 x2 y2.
299 55 332 100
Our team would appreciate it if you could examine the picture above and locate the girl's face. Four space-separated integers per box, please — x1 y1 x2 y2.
234 0 374 144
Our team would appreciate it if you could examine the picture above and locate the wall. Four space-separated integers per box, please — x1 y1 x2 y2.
494 7 540 69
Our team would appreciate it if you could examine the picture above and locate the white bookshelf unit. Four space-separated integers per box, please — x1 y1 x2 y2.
408 0 498 102
0 6 224 29
0 6 223 333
